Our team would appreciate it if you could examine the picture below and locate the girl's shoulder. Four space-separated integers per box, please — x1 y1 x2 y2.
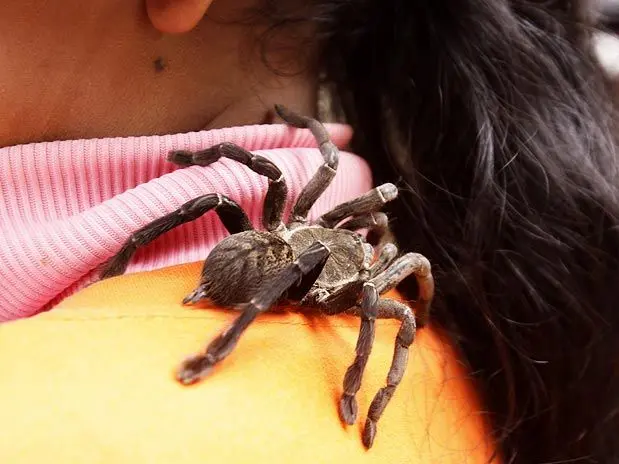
0 262 497 463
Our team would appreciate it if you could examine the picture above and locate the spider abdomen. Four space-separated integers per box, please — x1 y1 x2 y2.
287 227 366 288
195 230 294 306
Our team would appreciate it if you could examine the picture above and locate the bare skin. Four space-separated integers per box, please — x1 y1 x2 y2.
0 0 317 148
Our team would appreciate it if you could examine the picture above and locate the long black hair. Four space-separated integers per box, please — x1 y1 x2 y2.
248 0 619 462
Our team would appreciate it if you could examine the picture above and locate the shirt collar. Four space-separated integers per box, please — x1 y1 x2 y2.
0 123 372 320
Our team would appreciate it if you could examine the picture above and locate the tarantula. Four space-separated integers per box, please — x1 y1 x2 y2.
100 105 434 449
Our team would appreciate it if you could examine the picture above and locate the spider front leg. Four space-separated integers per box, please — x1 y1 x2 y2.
337 211 388 233
311 272 422 449
99 194 252 279
368 243 398 278
358 299 416 449
176 241 331 384
370 252 434 327
348 252 432 448
315 183 398 229
339 282 380 426
168 142 287 231
309 279 382 427
338 211 389 245
337 211 397 277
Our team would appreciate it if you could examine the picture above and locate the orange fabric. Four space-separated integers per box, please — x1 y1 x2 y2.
0 263 497 463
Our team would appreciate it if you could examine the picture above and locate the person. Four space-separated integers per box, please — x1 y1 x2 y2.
1 1 618 463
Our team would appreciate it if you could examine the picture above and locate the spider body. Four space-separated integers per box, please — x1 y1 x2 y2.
191 230 294 307
190 225 369 308
286 226 368 289
100 105 434 449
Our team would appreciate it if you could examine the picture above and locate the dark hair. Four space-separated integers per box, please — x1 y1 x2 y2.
247 0 619 462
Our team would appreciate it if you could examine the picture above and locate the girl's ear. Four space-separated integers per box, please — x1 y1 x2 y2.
145 0 213 34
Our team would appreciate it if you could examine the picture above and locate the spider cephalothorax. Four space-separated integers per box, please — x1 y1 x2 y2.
100 105 434 449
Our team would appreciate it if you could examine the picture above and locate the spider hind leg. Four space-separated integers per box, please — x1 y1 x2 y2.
168 142 288 231
176 241 331 385
99 194 252 280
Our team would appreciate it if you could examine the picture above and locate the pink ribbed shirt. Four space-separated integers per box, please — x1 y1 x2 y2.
0 123 373 321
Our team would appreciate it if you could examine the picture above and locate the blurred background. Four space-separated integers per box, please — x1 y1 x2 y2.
595 0 619 76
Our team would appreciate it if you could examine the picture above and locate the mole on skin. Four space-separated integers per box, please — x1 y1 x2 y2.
153 57 166 73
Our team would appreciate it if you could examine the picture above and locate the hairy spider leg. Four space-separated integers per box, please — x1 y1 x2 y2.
99 194 252 279
168 142 287 231
301 275 380 429
337 211 394 263
303 280 364 310
315 183 399 228
176 241 331 385
301 260 406 446
368 243 398 278
370 252 434 326
337 211 398 275
357 299 416 449
274 104 339 225
347 253 433 448
337 211 388 235
339 282 379 427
